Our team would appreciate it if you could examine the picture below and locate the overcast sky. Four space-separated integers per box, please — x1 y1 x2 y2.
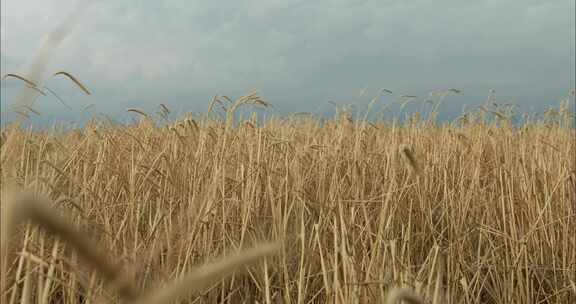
1 0 575 125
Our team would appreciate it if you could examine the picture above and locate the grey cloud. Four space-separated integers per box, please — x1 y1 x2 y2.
1 0 574 120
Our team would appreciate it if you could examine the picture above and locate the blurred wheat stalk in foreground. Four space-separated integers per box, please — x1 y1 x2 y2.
1 189 281 304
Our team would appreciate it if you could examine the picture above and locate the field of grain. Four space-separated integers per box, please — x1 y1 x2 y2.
1 97 575 303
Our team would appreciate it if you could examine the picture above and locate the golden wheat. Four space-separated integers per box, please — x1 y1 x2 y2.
1 188 281 304
0 103 574 303
52 71 91 95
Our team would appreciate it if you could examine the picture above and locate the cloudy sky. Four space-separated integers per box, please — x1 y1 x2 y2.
1 0 574 125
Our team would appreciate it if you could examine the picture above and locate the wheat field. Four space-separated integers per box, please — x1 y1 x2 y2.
0 96 575 303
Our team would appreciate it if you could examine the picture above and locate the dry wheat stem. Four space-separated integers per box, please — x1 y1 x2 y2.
1 190 139 301
400 145 421 175
385 288 425 304
53 71 91 95
138 242 281 304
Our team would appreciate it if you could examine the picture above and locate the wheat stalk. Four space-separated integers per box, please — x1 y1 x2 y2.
1 188 282 304
139 242 281 304
2 73 40 87
127 108 150 118
1 189 139 301
385 288 425 304
400 145 421 176
53 71 91 95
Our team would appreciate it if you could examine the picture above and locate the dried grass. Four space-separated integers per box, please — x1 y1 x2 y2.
0 93 574 304
1 188 281 304
53 71 91 95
